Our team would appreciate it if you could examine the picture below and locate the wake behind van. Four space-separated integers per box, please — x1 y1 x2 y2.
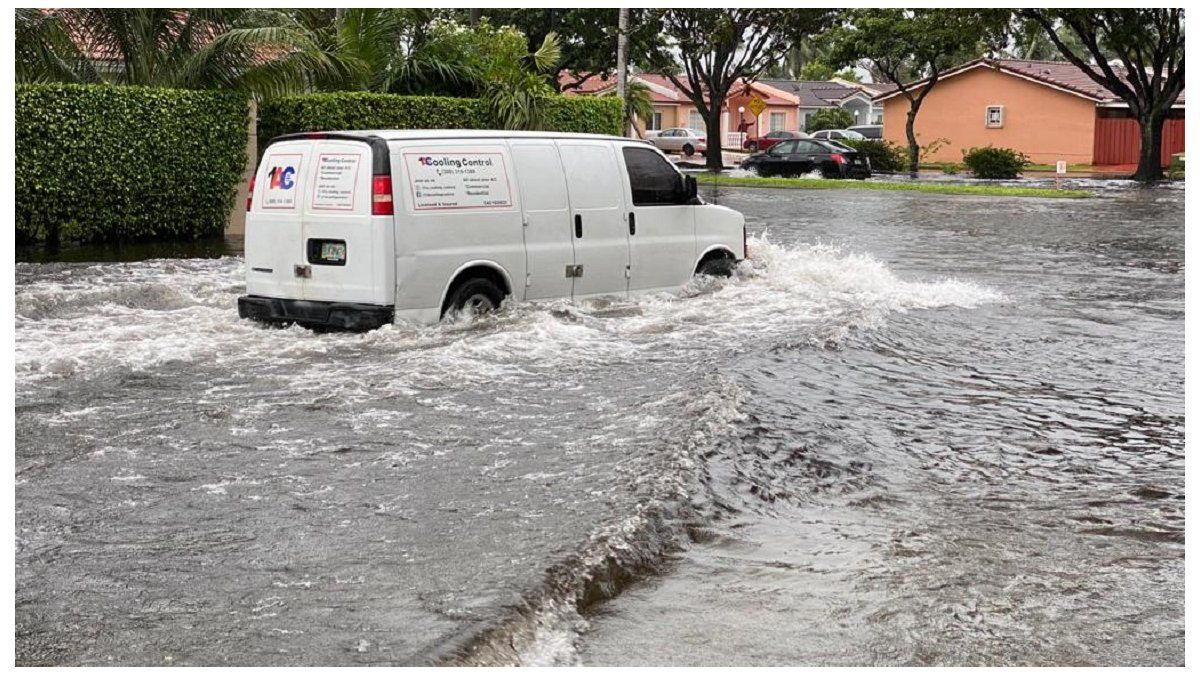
238 130 746 330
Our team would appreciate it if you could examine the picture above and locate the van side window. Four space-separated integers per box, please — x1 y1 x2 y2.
622 147 683 206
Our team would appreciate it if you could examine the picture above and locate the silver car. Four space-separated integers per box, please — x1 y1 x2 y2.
647 127 707 156
810 128 866 141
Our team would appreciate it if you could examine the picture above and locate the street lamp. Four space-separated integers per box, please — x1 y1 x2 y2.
737 106 745 153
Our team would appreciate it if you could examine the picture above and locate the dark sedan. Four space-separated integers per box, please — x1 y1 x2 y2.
740 138 871 179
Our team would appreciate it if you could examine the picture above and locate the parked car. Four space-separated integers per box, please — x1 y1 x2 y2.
740 138 871 179
647 127 707 157
743 130 807 153
240 130 746 329
847 124 883 139
810 129 867 141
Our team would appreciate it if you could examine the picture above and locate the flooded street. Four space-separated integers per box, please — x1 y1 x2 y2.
15 185 1183 665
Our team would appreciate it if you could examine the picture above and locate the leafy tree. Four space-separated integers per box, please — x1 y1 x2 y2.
650 9 834 171
1007 15 1092 61
827 9 1009 175
797 61 836 80
1022 9 1184 181
805 107 854 132
834 68 862 83
464 9 666 90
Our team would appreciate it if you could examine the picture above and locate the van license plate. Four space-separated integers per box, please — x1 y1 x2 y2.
320 242 346 262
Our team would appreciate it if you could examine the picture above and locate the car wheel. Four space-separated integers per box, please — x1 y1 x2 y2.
682 143 695 157
747 141 758 152
443 277 504 319
697 257 736 278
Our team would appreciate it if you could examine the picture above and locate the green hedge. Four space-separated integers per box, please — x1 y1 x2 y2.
258 92 624 151
16 84 249 244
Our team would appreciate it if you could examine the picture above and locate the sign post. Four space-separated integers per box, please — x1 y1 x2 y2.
1055 160 1067 190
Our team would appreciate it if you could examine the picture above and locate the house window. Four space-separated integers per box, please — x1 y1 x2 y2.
687 110 705 132
985 105 1004 128
647 111 663 131
769 112 786 132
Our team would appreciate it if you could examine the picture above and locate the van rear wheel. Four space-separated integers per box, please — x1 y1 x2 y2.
443 277 504 319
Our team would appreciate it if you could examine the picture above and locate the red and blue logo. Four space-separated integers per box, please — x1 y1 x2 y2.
268 165 296 189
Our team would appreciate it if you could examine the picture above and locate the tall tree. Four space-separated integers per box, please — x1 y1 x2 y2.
1022 9 1184 181
651 9 834 171
827 9 1008 175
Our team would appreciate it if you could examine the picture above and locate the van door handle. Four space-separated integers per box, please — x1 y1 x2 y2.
628 212 636 236
574 214 583 238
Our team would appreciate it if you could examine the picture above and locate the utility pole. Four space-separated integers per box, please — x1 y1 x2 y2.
616 8 630 137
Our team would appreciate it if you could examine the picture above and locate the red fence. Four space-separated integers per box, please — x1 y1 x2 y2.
1093 116 1185 167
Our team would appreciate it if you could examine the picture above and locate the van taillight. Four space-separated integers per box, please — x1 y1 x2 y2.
246 175 255 211
372 175 393 216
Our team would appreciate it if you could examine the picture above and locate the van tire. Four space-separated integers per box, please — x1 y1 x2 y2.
682 143 695 157
443 277 505 318
697 256 736 278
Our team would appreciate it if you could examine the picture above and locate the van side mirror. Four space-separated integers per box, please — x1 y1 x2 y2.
682 175 699 204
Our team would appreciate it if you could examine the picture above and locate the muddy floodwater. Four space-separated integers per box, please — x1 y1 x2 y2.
15 185 1183 665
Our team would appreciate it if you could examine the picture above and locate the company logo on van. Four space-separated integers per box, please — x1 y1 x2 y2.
416 156 494 168
268 165 296 190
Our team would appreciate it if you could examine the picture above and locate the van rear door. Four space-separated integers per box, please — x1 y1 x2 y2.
246 140 310 302
246 135 394 306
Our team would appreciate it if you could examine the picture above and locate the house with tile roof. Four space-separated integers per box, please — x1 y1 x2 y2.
875 58 1185 167
758 79 886 130
560 72 801 148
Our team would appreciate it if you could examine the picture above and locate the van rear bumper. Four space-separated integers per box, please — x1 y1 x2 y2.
238 295 393 331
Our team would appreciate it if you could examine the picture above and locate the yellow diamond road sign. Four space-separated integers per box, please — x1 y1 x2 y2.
747 95 766 117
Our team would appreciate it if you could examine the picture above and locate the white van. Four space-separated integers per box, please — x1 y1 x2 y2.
238 130 746 330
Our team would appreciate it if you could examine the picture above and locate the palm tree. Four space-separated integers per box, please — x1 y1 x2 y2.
601 79 653 137
14 8 342 99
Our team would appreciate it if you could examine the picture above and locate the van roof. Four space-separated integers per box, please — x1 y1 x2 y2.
279 129 648 143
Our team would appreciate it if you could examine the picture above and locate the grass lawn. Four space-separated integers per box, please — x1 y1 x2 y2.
696 174 1091 199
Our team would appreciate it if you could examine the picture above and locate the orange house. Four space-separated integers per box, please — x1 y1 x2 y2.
877 58 1185 167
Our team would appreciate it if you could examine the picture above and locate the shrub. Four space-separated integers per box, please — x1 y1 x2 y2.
841 139 907 173
258 92 623 153
805 107 855 133
962 145 1030 179
17 84 248 244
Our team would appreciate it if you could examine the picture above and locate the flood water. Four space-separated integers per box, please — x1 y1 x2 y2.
15 184 1183 665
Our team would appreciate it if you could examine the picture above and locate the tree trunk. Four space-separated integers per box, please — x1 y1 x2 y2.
905 106 920 177
616 8 629 137
705 106 724 172
1132 108 1166 182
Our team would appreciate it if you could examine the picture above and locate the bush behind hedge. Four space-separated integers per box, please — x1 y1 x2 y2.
841 139 907 173
962 145 1030 179
17 84 249 244
258 92 624 152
